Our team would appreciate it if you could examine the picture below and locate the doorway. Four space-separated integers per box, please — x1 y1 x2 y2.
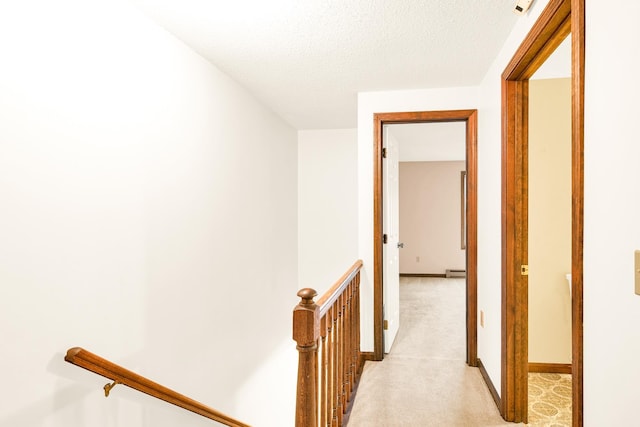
373 109 478 365
382 123 467 354
500 0 584 425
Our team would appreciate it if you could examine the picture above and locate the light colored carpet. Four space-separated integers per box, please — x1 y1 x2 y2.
347 277 522 427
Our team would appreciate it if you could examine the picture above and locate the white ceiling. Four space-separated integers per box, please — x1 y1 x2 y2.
387 32 570 164
129 0 519 129
532 35 571 80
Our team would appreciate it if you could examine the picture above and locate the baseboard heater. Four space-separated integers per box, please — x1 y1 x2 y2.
445 269 466 278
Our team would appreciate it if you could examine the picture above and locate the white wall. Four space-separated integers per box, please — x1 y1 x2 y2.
355 0 579 399
584 1 640 424
357 86 478 352
3 1 638 425
399 161 466 275
472 0 640 419
468 0 567 397
298 129 359 293
0 1 298 426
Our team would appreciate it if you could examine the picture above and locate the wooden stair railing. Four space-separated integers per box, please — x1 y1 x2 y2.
64 347 250 427
293 260 364 427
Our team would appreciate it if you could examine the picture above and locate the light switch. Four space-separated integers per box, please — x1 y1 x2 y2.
636 251 640 295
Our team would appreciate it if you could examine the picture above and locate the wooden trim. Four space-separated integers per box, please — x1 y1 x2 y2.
373 109 478 366
359 351 376 365
399 273 446 278
501 0 584 425
478 358 501 411
65 347 250 427
571 1 585 425
501 0 571 80
343 352 374 426
501 77 530 423
373 114 384 361
466 109 479 368
461 171 467 250
529 363 572 374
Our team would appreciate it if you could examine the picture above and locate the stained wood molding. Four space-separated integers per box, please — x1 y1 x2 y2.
359 352 376 364
478 358 501 411
529 363 572 374
341 352 377 425
399 273 446 278
501 0 584 425
373 109 478 367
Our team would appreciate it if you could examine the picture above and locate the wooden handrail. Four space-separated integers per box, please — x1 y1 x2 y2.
316 260 364 317
64 347 250 427
293 260 364 427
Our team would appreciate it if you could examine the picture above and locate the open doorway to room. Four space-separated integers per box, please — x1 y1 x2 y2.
527 35 573 425
373 110 478 365
500 0 584 425
380 122 467 356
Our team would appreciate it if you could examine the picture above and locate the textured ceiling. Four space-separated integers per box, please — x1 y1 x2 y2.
129 0 519 129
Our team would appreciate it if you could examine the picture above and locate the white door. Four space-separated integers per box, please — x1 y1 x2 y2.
383 126 401 353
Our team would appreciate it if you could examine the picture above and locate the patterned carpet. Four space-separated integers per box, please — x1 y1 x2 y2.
528 373 572 426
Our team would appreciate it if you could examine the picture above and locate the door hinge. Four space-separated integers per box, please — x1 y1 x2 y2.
383 319 389 330
382 148 387 158
383 234 388 244
521 265 529 276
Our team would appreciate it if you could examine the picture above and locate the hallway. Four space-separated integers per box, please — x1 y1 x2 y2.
347 277 521 426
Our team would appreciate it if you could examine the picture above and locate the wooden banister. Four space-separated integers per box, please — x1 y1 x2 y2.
316 260 364 317
64 347 250 427
293 260 364 427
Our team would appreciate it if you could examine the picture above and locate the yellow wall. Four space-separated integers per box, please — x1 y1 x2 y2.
528 78 572 364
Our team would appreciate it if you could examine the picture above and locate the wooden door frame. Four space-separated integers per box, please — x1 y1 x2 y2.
373 110 478 366
501 0 584 424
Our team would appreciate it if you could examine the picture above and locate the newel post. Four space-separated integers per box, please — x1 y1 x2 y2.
293 288 320 427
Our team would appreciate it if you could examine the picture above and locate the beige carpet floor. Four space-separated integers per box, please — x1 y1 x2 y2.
347 277 523 426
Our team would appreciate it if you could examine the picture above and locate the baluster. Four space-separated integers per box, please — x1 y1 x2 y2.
337 293 344 426
352 278 358 390
320 313 328 427
352 279 358 392
341 291 348 414
343 286 351 399
323 308 333 427
346 281 354 396
355 274 361 377
351 278 359 391
293 263 363 427
332 302 339 427
293 289 319 427
350 278 358 392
